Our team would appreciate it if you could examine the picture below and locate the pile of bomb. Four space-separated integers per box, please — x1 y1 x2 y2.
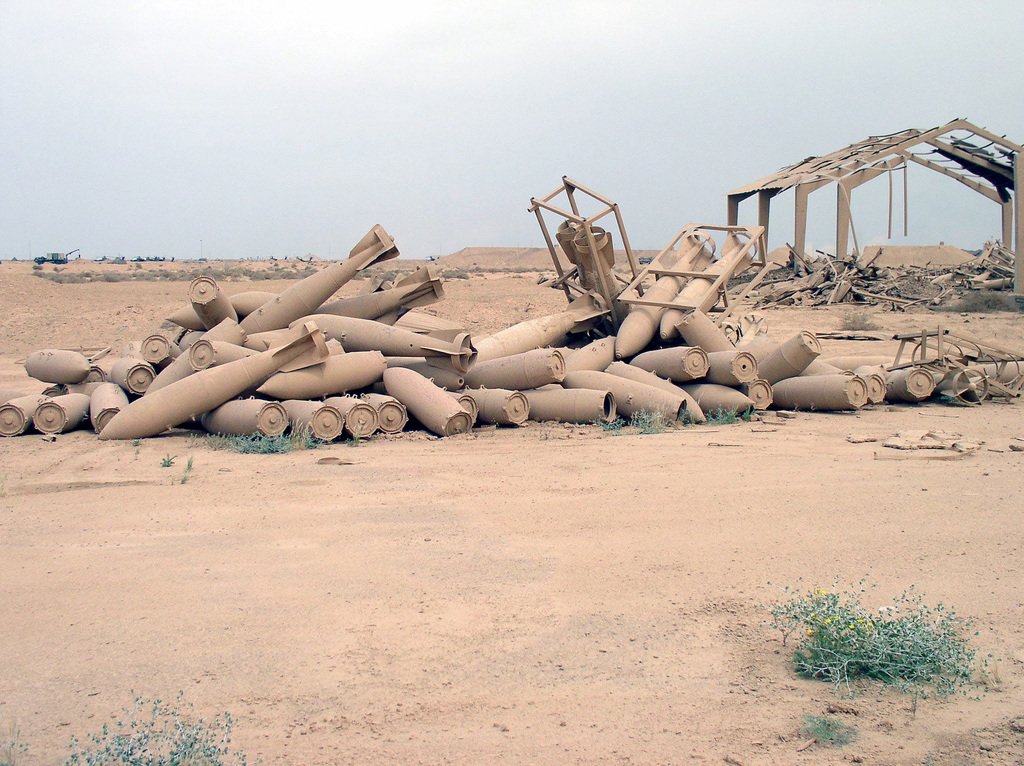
1 222 1014 443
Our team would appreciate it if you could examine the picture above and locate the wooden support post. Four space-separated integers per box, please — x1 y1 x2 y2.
727 195 740 226
836 183 852 259
1015 152 1023 301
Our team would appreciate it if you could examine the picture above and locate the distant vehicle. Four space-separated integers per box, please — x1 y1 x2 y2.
34 249 79 265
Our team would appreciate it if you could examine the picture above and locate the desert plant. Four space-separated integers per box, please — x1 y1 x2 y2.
943 290 1017 313
629 410 668 434
178 456 194 484
768 582 979 698
207 428 323 454
706 408 738 425
597 416 625 432
1 720 27 766
65 693 246 766
800 714 856 747
159 455 176 468
840 310 881 331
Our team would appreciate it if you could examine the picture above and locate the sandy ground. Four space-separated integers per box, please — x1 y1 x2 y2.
2 258 1024 765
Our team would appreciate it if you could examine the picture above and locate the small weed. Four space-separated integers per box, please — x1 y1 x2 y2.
160 454 176 468
598 417 625 432
706 408 738 425
768 581 980 698
178 456 194 484
0 475 7 498
840 310 881 331
207 428 323 454
629 410 668 434
65 692 247 766
800 714 856 747
1 719 27 766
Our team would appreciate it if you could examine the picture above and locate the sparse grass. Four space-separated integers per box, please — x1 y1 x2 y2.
706 408 738 425
206 428 323 454
598 416 625 432
1 719 27 766
31 263 320 284
443 268 470 280
769 581 980 699
178 456 194 484
840 310 881 331
629 410 668 434
159 454 176 468
800 714 857 747
0 475 7 498
942 290 1018 313
65 693 247 766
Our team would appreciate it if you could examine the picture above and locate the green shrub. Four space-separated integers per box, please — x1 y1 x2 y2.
768 582 979 698
706 408 738 424
800 714 856 747
65 693 246 765
943 290 1018 313
629 410 668 434
2 719 27 766
206 428 323 454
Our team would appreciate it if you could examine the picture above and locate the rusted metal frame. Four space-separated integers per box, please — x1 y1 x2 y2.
715 259 774 323
531 206 574 302
576 223 622 327
941 120 1024 153
900 152 1005 203
927 138 1014 186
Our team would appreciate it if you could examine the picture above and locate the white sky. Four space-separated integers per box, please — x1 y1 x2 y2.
2 1 1021 260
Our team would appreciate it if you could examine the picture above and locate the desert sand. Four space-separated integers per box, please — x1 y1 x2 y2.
1 256 1023 765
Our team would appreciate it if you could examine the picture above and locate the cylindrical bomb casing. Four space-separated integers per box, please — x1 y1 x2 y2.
670 309 734 351
244 329 294 352
67 381 106 396
0 394 51 436
201 318 248 346
393 311 467 335
318 273 443 320
454 393 479 424
147 353 197 395
474 312 580 363
523 387 616 424
281 399 345 441
741 379 774 410
680 383 756 416
98 323 328 440
704 350 759 386
189 276 238 330
41 384 66 397
771 374 869 411
240 225 398 334
166 304 207 331
735 335 776 361
189 340 256 371
322 395 380 438
230 291 277 319
464 348 565 390
885 367 936 402
563 337 616 373
975 360 1024 385
302 314 475 373
140 334 179 368
757 331 822 384
109 357 156 396
629 346 710 383
382 367 473 436
360 393 408 434
33 393 92 434
853 365 887 404
459 388 529 426
0 389 27 405
614 275 682 359
201 399 289 437
25 349 92 384
83 365 106 383
603 361 705 423
89 382 130 433
799 358 847 376
384 358 465 390
820 355 892 372
563 370 688 421
933 368 988 404
176 330 204 352
257 351 386 400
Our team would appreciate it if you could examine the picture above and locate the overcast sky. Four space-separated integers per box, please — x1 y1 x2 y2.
2 1 1021 261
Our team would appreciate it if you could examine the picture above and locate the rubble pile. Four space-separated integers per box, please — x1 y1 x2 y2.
3 212 1022 444
746 242 1017 310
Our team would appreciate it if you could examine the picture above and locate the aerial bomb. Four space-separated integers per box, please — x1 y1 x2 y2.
0 394 51 436
740 379 774 410
360 393 408 434
109 357 156 396
322 395 380 438
523 386 616 423
771 374 869 411
189 276 238 330
98 322 328 440
201 399 289 437
680 383 756 415
257 351 386 400
89 383 130 433
25 349 92 384
884 367 936 402
453 392 479 424
603 361 705 423
704 350 759 387
32 393 92 434
563 337 616 373
140 334 179 368
853 366 887 404
384 358 465 390
474 294 605 362
615 274 683 359
281 399 345 441
459 388 530 426
629 346 710 383
382 367 473 437
464 348 565 390
318 266 444 320
671 309 735 352
189 340 256 371
563 370 689 421
756 331 821 384
240 225 399 334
